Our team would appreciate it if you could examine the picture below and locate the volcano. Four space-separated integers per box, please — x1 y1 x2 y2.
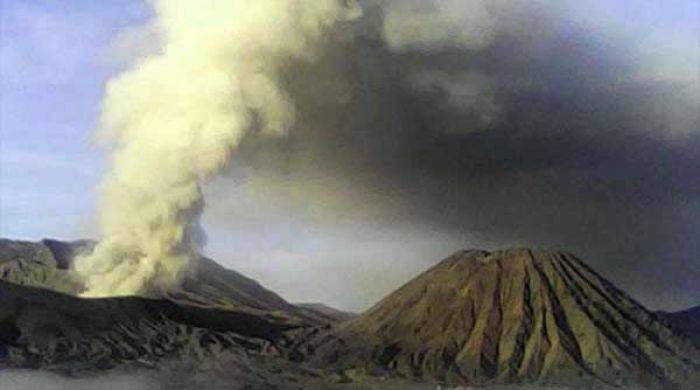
308 249 700 388
0 238 304 314
1 240 699 388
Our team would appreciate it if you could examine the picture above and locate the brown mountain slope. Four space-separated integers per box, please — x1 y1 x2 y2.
308 249 700 388
171 256 296 312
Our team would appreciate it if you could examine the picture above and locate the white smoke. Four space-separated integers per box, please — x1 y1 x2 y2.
381 0 497 52
75 0 360 297
409 70 500 131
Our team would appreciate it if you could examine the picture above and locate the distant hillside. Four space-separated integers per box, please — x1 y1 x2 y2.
659 305 700 347
295 303 357 324
0 238 297 314
0 238 92 295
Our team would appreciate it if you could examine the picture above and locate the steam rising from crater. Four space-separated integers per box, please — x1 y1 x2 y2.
75 0 360 297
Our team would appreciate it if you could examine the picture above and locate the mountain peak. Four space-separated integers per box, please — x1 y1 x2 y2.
310 248 700 387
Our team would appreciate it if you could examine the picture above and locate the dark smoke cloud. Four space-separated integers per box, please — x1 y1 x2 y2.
204 0 699 311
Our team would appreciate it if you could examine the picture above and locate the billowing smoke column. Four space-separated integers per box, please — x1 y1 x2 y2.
75 0 360 297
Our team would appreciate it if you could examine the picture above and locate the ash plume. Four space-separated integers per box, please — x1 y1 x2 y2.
75 0 361 297
72 0 699 309
205 0 699 310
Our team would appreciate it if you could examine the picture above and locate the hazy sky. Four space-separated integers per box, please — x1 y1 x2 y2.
1 0 698 312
